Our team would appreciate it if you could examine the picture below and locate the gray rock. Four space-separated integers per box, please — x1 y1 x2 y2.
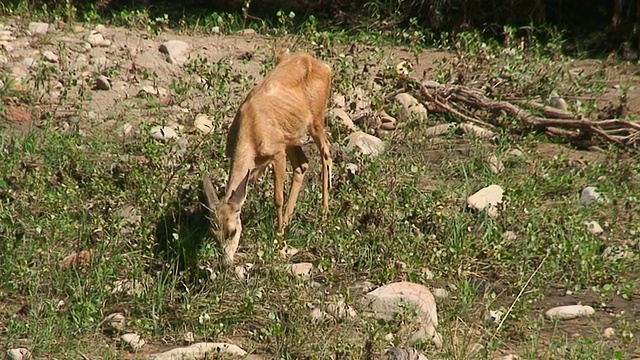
149 126 178 141
6 348 32 360
90 56 108 67
28 22 50 35
148 343 247 360
345 131 384 156
580 186 601 205
94 75 111 90
22 57 35 67
42 50 59 63
159 40 191 66
545 305 595 320
394 93 427 121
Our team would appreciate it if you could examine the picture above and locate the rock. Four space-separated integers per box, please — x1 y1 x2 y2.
325 300 357 319
495 356 520 360
508 148 525 158
110 277 150 296
331 108 356 131
138 85 169 97
549 90 568 112
211 26 221 34
6 348 32 360
120 333 145 352
502 231 518 241
459 123 495 139
148 342 247 360
603 327 615 338
28 22 50 35
278 244 299 258
379 110 397 131
42 50 58 63
486 155 504 174
237 28 256 36
309 307 326 320
545 305 595 320
580 186 602 205
346 131 384 156
102 312 126 332
234 263 254 281
59 250 93 268
22 57 35 67
94 24 107 33
584 220 603 235
194 113 214 134
360 281 442 348
379 347 428 360
121 123 133 136
432 288 449 299
90 56 108 67
394 93 427 121
84 31 111 47
159 40 191 66
5 105 32 123
94 75 111 90
345 163 358 179
287 262 313 278
424 123 454 137
332 94 346 108
149 126 178 141
467 184 504 217
348 281 376 295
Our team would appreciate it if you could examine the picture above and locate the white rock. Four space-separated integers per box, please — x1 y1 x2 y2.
331 108 356 131
234 263 254 281
287 262 313 278
84 31 110 47
360 281 442 348
345 163 358 178
603 327 615 338
148 342 247 360
459 123 496 139
102 312 126 331
90 56 108 67
211 26 221 34
487 155 504 174
545 305 595 320
508 148 525 158
6 348 32 360
94 75 110 90
237 28 256 36
139 85 168 97
332 94 346 108
41 50 58 63
580 186 602 205
380 347 428 360
467 184 504 216
345 131 384 156
278 244 299 258
432 288 449 299
28 22 50 35
394 93 427 121
120 333 145 351
194 113 214 134
22 57 35 67
150 126 178 141
121 123 133 136
309 307 326 320
494 355 520 360
159 40 191 66
325 300 357 319
584 220 603 235
503 230 517 241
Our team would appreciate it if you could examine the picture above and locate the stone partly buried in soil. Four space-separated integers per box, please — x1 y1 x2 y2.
467 184 504 218
359 281 442 348
147 342 248 360
545 305 595 320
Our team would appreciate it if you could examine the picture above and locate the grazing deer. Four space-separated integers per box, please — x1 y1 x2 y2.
202 50 332 266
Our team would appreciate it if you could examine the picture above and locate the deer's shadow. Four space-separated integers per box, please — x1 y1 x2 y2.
153 187 213 273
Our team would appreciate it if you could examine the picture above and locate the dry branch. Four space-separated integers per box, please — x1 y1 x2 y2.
405 77 640 149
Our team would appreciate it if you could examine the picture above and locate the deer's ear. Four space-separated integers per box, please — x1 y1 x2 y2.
202 174 219 210
228 170 250 209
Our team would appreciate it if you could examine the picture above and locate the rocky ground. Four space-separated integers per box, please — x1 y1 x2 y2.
1 17 640 360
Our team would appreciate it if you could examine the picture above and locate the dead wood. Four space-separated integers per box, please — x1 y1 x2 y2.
404 77 640 149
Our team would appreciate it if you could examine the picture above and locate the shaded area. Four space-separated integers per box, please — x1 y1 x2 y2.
3 0 639 56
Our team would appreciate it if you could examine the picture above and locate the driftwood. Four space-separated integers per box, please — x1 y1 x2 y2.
403 77 640 149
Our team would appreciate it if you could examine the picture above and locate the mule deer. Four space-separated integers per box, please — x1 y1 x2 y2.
202 51 332 266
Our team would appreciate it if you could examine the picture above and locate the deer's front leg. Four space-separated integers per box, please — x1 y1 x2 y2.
272 153 287 235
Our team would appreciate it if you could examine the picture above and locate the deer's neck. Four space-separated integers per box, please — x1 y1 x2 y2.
224 146 256 202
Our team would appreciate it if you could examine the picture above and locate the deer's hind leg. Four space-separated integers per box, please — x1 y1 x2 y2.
283 145 309 227
310 123 332 214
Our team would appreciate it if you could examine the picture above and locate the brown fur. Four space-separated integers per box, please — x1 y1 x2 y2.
203 51 332 266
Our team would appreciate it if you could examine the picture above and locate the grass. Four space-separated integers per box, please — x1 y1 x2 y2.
1 1 639 359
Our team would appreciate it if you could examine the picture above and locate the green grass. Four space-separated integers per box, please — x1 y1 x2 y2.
1 1 639 359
